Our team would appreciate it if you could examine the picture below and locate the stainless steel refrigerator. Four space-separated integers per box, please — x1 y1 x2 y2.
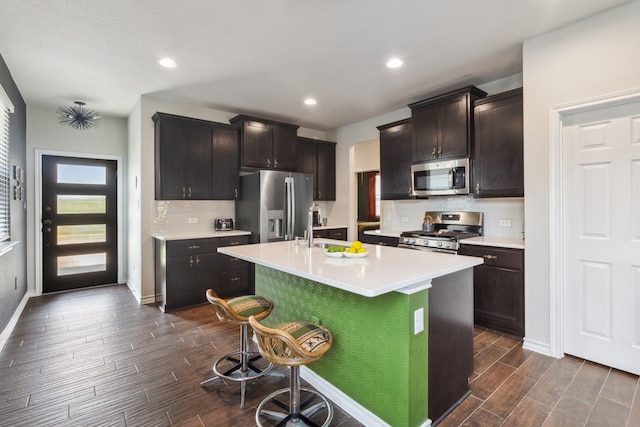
235 170 313 243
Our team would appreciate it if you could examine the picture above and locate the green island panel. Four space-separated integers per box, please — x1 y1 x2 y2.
255 264 429 427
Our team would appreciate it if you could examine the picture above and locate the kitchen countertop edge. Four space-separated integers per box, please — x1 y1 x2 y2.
363 229 403 238
153 230 252 241
461 236 525 250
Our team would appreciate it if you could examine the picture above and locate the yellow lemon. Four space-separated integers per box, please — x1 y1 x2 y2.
346 247 356 253
357 248 367 253
352 241 362 250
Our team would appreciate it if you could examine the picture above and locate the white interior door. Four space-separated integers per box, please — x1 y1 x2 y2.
562 99 640 375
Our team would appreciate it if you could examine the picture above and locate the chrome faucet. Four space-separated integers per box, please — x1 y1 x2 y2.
307 203 320 248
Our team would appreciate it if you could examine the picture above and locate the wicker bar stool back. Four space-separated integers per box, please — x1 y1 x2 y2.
249 315 334 427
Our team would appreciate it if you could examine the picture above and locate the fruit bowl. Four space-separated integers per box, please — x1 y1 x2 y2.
323 249 344 258
343 250 368 258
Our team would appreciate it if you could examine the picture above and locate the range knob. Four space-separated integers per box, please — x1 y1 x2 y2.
443 242 451 248
436 241 443 247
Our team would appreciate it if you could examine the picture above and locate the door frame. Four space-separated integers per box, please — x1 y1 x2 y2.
548 87 640 358
35 149 125 295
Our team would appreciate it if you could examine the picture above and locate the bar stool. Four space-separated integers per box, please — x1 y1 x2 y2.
249 315 334 427
200 289 275 408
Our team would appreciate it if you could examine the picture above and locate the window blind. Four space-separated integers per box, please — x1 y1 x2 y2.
0 99 10 242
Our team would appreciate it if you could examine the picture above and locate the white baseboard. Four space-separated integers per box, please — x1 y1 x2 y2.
301 366 432 427
523 337 553 357
0 290 35 352
125 280 156 305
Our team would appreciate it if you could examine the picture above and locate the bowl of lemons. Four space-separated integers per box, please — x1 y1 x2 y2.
343 240 368 258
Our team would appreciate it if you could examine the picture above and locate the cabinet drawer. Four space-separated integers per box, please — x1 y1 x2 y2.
166 238 219 256
460 245 523 271
215 235 250 248
364 235 399 247
219 269 250 298
313 230 329 239
218 253 249 271
328 228 347 241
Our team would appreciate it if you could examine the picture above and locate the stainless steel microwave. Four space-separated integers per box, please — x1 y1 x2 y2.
411 158 470 197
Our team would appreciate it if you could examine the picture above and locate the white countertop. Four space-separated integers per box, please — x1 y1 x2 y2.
218 239 483 297
363 229 403 238
461 236 525 250
153 230 251 241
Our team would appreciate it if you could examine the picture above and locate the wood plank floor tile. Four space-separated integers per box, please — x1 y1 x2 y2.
470 362 516 400
628 381 640 426
528 355 583 407
461 407 504 426
543 395 593 426
473 329 502 355
599 368 638 408
564 360 611 405
481 372 538 419
502 396 552 427
585 397 630 427
437 395 482 427
499 344 533 369
473 343 510 375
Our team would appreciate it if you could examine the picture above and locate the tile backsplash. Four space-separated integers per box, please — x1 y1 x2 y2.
381 196 524 239
153 200 235 234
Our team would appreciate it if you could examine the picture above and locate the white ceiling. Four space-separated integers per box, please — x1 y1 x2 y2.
0 0 632 130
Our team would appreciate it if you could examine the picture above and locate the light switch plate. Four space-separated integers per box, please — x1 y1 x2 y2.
499 219 512 227
414 308 424 334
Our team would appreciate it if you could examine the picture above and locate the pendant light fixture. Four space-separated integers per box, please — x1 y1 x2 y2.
57 101 101 130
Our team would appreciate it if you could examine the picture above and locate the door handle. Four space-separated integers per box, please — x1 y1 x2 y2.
43 219 52 225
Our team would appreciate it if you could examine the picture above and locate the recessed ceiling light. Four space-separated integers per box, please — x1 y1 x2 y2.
386 58 403 69
304 98 317 106
159 58 177 68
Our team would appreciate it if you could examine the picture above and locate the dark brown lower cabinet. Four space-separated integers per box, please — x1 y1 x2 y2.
459 244 524 337
155 235 251 312
362 234 399 247
312 227 347 240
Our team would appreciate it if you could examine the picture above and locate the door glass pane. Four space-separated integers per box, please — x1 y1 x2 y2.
57 164 106 185
57 224 106 245
57 195 106 214
57 253 106 276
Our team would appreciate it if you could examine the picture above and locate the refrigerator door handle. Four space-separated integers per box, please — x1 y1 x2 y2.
285 177 294 240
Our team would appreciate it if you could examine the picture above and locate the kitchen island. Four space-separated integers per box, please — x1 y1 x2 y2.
218 240 483 427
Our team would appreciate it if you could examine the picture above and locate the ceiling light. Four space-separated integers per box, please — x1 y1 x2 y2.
304 98 317 106
386 58 403 69
57 101 101 130
159 58 177 68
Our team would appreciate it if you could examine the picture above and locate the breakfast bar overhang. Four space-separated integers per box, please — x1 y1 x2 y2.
218 240 483 427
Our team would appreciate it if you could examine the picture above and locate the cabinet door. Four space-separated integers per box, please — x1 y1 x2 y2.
438 94 469 159
297 137 317 197
472 265 524 337
272 124 298 170
211 124 240 199
156 118 187 199
412 102 439 162
315 142 336 200
242 120 272 169
473 89 524 197
165 254 196 311
192 252 218 306
184 122 213 199
379 120 413 200
327 228 346 241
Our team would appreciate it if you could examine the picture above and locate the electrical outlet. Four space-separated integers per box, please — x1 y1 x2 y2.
188 217 199 224
414 308 424 334
401 216 410 223
499 219 512 227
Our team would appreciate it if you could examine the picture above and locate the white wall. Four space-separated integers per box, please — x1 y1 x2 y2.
26 103 128 293
522 0 640 353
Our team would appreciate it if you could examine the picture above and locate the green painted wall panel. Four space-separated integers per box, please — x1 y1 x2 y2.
255 265 429 426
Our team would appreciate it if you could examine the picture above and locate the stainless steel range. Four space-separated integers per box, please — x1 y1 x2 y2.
399 211 483 254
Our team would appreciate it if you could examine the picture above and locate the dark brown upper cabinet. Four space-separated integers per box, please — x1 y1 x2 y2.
378 118 413 200
409 86 486 162
472 88 524 198
153 112 239 200
230 115 299 171
297 137 336 201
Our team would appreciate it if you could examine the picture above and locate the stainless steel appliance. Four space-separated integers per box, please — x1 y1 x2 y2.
399 211 483 254
411 158 470 197
214 218 234 231
235 170 313 243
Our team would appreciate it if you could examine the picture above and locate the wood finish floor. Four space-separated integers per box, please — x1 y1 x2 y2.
0 284 638 426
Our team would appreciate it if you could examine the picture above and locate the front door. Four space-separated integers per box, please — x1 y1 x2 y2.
562 98 640 375
42 155 118 293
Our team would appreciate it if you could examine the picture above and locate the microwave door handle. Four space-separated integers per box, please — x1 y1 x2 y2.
448 168 454 189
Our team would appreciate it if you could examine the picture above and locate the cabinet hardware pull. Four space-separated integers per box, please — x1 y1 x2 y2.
235 188 238 199
182 187 186 197
189 256 193 267
188 245 200 249
230 241 240 245
476 183 480 194
267 158 271 167
274 159 278 167
483 255 498 260
188 187 192 197
438 146 442 157
432 147 437 157
231 277 239 281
